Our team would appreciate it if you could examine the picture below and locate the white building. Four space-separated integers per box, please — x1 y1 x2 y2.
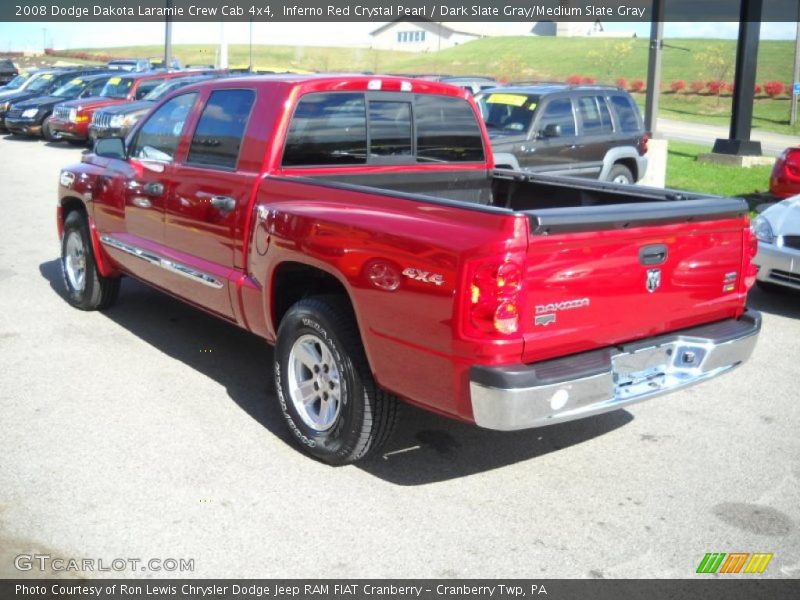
369 19 635 52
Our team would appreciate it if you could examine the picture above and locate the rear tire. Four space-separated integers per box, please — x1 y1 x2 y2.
274 295 399 465
60 211 120 311
607 163 634 185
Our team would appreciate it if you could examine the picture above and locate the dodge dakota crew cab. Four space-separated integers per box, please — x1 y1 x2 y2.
57 75 761 465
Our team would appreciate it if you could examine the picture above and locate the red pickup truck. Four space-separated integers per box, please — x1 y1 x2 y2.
57 75 761 464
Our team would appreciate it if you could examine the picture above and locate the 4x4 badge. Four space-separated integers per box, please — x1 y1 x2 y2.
646 268 661 293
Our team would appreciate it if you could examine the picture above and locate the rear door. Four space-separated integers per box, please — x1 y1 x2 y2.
573 94 615 179
163 87 259 319
518 211 747 363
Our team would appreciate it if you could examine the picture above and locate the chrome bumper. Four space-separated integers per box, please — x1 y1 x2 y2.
470 311 761 431
754 241 800 290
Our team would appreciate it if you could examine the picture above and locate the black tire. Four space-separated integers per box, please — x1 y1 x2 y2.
606 163 634 185
41 117 55 141
60 211 120 311
274 295 399 465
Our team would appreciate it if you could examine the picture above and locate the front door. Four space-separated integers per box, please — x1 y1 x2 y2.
526 97 580 175
97 92 198 286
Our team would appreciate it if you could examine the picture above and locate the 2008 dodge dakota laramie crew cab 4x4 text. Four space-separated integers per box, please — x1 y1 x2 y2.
57 75 761 464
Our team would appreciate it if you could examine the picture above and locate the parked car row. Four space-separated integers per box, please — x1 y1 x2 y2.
2 65 651 187
0 65 226 144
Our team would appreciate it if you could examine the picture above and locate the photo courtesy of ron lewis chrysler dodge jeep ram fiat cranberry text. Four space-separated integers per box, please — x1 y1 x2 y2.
56 75 761 464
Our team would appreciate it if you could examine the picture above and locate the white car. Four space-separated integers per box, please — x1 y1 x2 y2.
753 195 800 291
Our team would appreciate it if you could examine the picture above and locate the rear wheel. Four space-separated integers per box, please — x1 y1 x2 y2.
607 163 634 185
60 211 120 310
274 295 398 465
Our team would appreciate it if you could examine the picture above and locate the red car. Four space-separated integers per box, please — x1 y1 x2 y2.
770 147 800 198
48 71 196 143
56 75 760 464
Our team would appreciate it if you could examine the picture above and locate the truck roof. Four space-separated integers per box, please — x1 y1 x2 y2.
175 74 474 99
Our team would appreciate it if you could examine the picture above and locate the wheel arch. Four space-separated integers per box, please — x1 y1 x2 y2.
58 196 116 277
599 147 641 182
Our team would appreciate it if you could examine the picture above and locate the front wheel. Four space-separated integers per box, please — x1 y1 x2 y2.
274 295 398 465
61 211 120 310
41 117 56 141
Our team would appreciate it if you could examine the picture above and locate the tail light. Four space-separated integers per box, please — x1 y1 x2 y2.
467 259 524 336
770 148 800 196
742 225 758 291
639 132 649 156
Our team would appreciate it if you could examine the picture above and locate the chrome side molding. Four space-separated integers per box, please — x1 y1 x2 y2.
100 235 224 290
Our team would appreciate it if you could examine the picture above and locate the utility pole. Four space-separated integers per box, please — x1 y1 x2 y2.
219 22 228 69
643 0 665 136
791 8 800 126
249 19 254 71
164 0 173 69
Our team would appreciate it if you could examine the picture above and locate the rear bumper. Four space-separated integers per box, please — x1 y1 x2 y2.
754 241 800 290
469 310 761 430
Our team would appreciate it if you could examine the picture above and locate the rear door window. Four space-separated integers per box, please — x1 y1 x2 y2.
537 98 576 137
415 95 484 162
187 89 256 170
577 95 613 135
609 94 641 133
283 92 367 166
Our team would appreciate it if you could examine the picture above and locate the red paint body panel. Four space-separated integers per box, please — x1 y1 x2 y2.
56 75 753 425
770 147 800 198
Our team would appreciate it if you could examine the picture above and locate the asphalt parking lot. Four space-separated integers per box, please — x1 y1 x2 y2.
0 134 798 579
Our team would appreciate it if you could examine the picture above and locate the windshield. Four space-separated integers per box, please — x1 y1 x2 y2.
53 78 88 98
100 76 135 99
26 73 58 93
3 74 28 90
476 92 540 135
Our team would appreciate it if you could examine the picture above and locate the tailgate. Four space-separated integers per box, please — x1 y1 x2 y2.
520 199 749 363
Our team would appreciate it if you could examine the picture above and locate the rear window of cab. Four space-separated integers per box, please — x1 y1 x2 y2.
282 92 485 167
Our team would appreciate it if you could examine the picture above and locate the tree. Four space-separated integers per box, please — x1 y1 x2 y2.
697 44 735 105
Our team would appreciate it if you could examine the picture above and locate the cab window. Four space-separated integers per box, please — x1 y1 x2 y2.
130 93 197 162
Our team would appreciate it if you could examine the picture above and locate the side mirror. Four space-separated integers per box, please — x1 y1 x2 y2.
94 137 126 159
542 124 562 138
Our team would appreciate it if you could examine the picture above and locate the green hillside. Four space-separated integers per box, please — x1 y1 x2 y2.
68 37 798 134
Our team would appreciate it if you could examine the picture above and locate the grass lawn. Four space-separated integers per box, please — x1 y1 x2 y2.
666 141 774 204
67 37 799 135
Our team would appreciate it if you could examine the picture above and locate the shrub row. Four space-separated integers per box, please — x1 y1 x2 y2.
567 74 793 97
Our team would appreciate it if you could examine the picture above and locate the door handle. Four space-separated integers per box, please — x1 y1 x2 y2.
142 182 164 196
210 195 236 213
640 244 668 265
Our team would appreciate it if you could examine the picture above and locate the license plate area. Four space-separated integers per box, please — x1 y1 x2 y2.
613 345 671 398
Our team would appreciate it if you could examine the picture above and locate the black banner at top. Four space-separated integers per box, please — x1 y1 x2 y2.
2 0 800 22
